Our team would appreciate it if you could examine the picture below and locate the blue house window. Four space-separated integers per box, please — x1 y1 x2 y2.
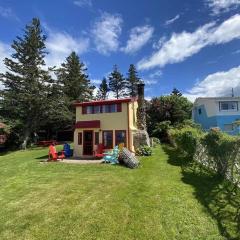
219 101 238 111
224 124 234 132
198 108 202 115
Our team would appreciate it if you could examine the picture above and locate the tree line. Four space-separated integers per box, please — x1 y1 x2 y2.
0 18 143 148
0 18 192 149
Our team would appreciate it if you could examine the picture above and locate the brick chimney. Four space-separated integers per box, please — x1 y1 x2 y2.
136 83 146 130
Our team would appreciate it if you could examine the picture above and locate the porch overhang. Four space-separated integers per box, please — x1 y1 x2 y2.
75 120 100 129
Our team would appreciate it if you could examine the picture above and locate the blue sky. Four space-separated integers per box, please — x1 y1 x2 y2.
1 0 240 101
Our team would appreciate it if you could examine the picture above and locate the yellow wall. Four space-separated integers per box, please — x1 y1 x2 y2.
73 101 139 157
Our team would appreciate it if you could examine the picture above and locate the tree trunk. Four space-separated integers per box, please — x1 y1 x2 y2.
21 129 30 150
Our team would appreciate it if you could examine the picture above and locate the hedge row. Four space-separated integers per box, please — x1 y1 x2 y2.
169 127 240 185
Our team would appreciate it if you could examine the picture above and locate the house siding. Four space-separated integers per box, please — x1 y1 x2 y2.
193 97 240 135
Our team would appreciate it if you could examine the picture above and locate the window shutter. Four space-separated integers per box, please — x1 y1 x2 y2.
117 103 122 112
82 106 86 114
78 132 82 145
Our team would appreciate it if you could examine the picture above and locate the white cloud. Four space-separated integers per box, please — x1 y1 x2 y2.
142 79 158 85
184 66 240 101
232 49 240 54
121 25 154 54
0 6 19 21
152 36 167 50
73 0 92 8
149 70 162 78
91 79 102 85
206 0 240 15
145 96 152 101
138 14 240 70
91 12 123 55
164 14 180 26
45 31 89 68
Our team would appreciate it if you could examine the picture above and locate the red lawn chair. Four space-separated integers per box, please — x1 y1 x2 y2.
93 143 104 158
48 144 65 161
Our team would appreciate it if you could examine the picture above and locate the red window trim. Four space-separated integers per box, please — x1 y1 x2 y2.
78 132 82 145
115 130 127 147
102 130 113 149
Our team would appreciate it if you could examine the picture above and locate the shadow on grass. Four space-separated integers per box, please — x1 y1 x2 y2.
35 155 49 160
163 145 240 240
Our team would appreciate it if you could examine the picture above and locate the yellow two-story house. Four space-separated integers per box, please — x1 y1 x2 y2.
73 97 139 157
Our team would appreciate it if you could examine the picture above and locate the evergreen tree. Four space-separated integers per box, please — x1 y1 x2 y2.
96 78 109 100
126 64 141 97
56 51 94 103
0 18 53 149
171 88 182 97
108 65 127 99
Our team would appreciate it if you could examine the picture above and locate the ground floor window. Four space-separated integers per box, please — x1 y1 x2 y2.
103 131 113 149
95 132 99 145
115 130 127 146
78 132 82 145
224 124 234 132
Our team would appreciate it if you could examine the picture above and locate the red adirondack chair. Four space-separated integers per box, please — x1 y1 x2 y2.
93 143 104 158
48 144 65 161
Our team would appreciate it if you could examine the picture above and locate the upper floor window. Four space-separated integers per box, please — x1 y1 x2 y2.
93 105 101 114
82 103 121 114
86 106 93 114
219 101 238 111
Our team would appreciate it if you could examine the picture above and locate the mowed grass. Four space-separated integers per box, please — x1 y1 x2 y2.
0 145 230 240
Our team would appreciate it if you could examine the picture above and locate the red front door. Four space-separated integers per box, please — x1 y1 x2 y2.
83 130 93 155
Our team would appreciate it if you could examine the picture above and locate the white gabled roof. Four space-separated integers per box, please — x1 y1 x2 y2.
194 96 240 106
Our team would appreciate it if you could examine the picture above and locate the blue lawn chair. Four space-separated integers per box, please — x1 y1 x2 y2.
103 146 119 164
63 143 73 158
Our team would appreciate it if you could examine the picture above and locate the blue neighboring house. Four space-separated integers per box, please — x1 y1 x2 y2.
192 97 240 135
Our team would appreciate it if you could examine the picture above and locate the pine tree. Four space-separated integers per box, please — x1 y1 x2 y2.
171 88 182 97
108 65 127 99
56 51 94 103
0 18 53 149
96 78 109 100
126 64 141 97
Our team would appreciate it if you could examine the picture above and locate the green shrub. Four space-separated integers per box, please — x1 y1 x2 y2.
151 137 161 147
175 119 202 130
202 130 237 176
136 145 152 156
152 121 172 143
169 127 203 160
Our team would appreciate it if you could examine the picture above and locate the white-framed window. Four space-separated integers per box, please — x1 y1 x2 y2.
224 124 234 132
219 101 238 111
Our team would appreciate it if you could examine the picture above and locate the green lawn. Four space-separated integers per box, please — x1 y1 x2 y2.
0 145 238 240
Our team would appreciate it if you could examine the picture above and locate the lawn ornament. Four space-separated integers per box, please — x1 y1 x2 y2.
120 148 139 169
